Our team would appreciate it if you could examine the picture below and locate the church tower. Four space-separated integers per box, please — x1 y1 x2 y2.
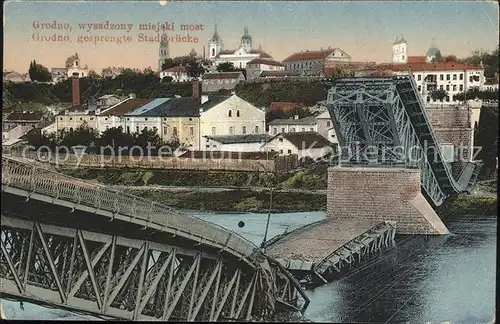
158 33 170 72
392 35 407 64
240 27 252 53
208 24 223 60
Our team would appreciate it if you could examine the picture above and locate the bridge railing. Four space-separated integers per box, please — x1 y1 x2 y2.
1 157 258 262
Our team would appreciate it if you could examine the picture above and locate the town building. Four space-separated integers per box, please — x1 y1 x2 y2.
102 67 124 78
201 72 245 93
209 26 274 69
315 110 338 145
281 47 351 75
202 134 271 151
97 98 152 134
199 94 266 138
3 72 30 83
159 66 191 83
246 58 285 81
2 111 50 142
51 53 89 83
158 32 170 72
267 116 317 135
261 131 333 160
97 95 122 110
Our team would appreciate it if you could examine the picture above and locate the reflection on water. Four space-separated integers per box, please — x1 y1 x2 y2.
2 211 496 323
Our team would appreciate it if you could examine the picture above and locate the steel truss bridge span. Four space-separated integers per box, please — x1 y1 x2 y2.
326 76 482 206
0 157 308 321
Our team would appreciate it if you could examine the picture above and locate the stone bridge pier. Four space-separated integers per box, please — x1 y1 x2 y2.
326 167 450 235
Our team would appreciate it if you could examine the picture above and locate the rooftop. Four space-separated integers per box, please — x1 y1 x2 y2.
259 70 302 77
178 150 279 160
391 61 483 72
282 48 349 62
200 96 232 112
5 111 44 121
268 116 317 126
204 134 272 144
268 131 332 149
162 66 188 73
125 98 170 116
247 58 283 67
140 97 201 117
100 98 152 116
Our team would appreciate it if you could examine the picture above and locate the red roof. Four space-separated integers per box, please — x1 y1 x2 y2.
100 99 152 116
407 56 427 63
162 66 187 73
269 102 304 112
247 58 283 67
391 62 483 72
282 49 336 62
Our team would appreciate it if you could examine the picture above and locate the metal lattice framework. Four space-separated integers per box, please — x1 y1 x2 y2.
326 76 482 206
0 157 308 320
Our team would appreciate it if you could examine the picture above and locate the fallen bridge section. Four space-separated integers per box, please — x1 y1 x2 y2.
265 219 396 288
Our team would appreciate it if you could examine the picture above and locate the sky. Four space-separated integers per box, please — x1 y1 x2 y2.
3 1 499 73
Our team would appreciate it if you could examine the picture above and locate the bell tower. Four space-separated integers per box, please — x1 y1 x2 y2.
208 24 223 60
158 33 170 72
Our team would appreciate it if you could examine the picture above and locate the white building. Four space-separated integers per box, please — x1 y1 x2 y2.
159 66 191 83
391 62 485 104
202 134 271 151
97 95 122 110
102 67 123 78
199 95 266 137
267 116 317 136
246 58 284 81
158 32 170 72
484 79 499 92
261 132 334 160
392 35 408 64
51 53 89 83
4 72 30 83
281 47 351 75
210 27 274 69
315 110 338 145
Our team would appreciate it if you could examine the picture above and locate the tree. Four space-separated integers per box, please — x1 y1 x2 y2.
59 123 99 151
88 70 100 78
217 62 235 72
161 76 174 83
98 126 134 149
187 61 206 78
430 89 448 102
445 55 457 62
28 60 52 82
161 59 176 71
143 66 154 75
133 128 162 153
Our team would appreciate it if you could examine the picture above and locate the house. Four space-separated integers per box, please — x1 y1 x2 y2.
201 72 245 93
267 115 317 135
282 47 352 75
51 68 68 83
159 66 191 83
56 110 98 132
199 95 266 138
3 72 30 83
246 58 284 81
202 134 272 152
97 95 122 110
484 79 499 92
261 131 334 160
3 111 47 130
97 98 152 134
315 110 338 144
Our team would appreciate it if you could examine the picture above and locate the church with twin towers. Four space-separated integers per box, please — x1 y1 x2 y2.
157 25 274 72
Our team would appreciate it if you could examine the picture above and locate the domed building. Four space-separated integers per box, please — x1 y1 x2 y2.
425 43 442 63
208 26 274 70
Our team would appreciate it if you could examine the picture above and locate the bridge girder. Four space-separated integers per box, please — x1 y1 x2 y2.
0 215 304 321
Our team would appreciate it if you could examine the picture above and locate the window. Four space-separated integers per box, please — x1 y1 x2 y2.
163 127 168 135
127 126 130 134
69 127 73 131
459 73 463 80
106 126 109 130
453 74 457 80
145 118 148 121
417 75 421 81
255 126 259 133
212 127 216 135
242 126 247 134
326 121 331 127
279 138 283 142
469 76 473 82
310 128 314 131
69 118 73 120
144 126 148 131
281 128 285 133
302 128 305 132
273 127 277 135
459 85 463 91
80 117 83 121
173 127 178 137
189 118 192 121
60 117 63 120
426 96 431 103
229 126 234 134
228 110 232 117
440 85 443 90
279 149 283 154
446 85 450 91
153 126 158 133
418 85 422 92
446 74 450 80
446 96 450 102
236 110 240 117
287 149 292 154
90 117 94 120
440 74 444 81
189 127 194 136
291 128 296 132
453 85 457 91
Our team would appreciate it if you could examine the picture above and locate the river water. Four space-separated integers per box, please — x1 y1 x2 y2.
1 211 496 322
